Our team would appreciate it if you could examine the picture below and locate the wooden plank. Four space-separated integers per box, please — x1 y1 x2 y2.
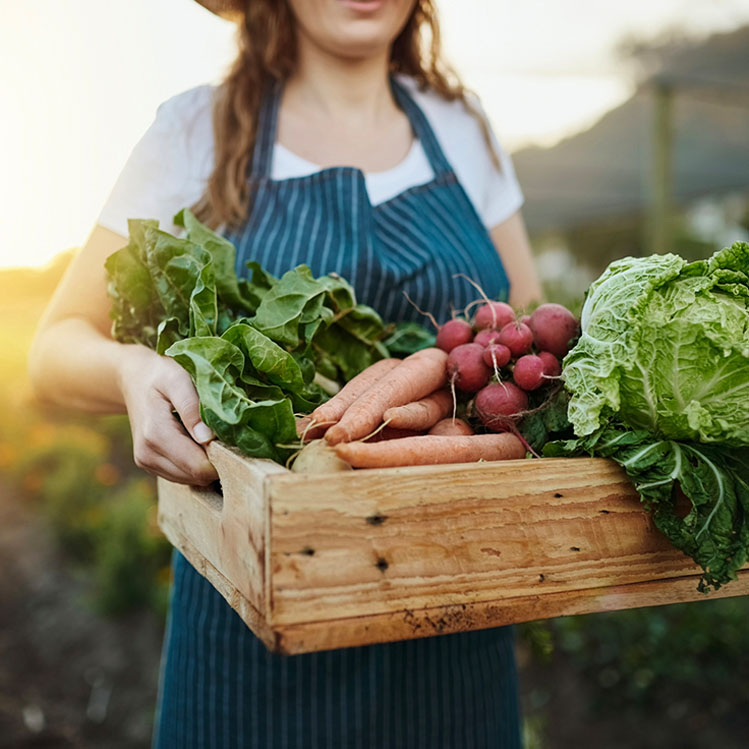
160 519 279 652
266 458 715 625
157 441 287 614
271 570 749 655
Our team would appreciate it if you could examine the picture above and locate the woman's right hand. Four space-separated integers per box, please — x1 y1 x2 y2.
118 345 219 486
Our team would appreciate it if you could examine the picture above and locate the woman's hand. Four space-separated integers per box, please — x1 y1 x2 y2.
118 346 219 486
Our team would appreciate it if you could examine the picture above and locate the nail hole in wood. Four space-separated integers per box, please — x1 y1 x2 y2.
366 514 388 526
301 547 315 556
600 509 610 514
570 546 581 552
539 573 546 582
554 492 563 498
376 557 389 572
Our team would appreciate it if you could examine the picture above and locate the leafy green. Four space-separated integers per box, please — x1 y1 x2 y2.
105 210 390 462
518 388 574 453
382 321 437 356
563 242 749 445
545 427 749 592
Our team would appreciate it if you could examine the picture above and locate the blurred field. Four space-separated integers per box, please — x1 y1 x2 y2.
2 255 749 749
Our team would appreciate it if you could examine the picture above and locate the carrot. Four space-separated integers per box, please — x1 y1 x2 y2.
295 416 328 442
310 358 401 427
324 348 449 445
383 389 453 430
428 417 474 436
333 433 526 468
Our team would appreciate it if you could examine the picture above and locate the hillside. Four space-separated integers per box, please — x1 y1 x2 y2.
513 26 749 234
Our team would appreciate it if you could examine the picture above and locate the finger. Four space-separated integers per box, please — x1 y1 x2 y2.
135 450 217 487
157 362 214 445
137 397 219 485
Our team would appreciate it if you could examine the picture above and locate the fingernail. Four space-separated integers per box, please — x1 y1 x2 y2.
194 422 214 443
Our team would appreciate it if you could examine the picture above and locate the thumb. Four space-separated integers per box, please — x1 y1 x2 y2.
166 375 215 445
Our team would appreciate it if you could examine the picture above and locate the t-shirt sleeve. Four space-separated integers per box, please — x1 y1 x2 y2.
96 89 212 237
462 95 524 230
478 119 525 229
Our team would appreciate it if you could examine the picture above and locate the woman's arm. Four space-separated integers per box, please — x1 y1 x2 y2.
28 225 218 486
490 210 544 311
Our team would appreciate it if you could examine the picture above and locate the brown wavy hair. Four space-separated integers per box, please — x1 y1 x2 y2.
194 0 499 229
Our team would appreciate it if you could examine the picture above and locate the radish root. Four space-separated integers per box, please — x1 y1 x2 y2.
402 291 439 330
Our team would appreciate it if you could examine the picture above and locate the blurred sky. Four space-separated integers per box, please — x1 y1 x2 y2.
2 0 749 268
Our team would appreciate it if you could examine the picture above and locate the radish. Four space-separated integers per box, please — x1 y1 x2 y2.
538 351 562 377
513 355 546 391
528 303 580 357
474 301 515 330
436 319 474 353
473 328 502 347
497 321 533 357
447 343 491 393
482 343 511 369
475 382 529 431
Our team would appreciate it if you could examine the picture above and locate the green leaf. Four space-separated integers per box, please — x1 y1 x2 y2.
221 323 307 392
563 244 749 445
251 265 329 346
312 324 386 381
382 321 436 356
166 336 297 460
174 208 257 316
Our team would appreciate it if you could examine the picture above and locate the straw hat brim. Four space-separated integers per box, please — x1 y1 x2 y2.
195 0 245 21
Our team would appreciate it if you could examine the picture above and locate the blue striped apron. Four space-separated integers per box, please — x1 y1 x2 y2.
153 77 521 749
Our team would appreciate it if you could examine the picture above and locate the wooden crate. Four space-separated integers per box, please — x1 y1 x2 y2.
157 441 749 655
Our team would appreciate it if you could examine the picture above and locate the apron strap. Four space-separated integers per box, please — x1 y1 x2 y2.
250 77 455 180
390 77 454 178
249 81 283 179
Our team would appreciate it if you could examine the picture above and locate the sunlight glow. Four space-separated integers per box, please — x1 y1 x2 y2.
2 0 749 268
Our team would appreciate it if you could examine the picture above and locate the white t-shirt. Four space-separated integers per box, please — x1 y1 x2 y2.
97 77 523 237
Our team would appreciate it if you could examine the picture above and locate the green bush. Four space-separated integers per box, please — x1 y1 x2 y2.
543 597 749 717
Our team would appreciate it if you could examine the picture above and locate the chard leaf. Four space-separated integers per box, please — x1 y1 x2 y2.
104 219 162 347
175 208 257 316
336 304 387 345
312 324 387 382
251 265 329 346
221 323 306 392
145 229 218 339
382 321 436 356
166 336 297 461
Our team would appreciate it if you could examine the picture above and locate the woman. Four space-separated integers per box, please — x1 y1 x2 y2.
29 0 542 746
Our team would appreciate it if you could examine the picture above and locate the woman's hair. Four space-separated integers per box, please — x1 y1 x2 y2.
194 0 499 229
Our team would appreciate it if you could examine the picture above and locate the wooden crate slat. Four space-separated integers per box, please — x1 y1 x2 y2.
156 442 749 654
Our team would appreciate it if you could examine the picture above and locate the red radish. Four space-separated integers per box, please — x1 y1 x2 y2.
473 328 502 347
497 322 533 357
436 319 474 353
538 351 562 377
474 301 515 330
513 355 546 391
482 343 511 369
528 303 580 357
519 314 531 326
428 418 474 436
475 382 529 431
447 343 491 393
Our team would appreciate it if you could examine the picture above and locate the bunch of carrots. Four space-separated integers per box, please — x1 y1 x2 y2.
292 299 579 471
